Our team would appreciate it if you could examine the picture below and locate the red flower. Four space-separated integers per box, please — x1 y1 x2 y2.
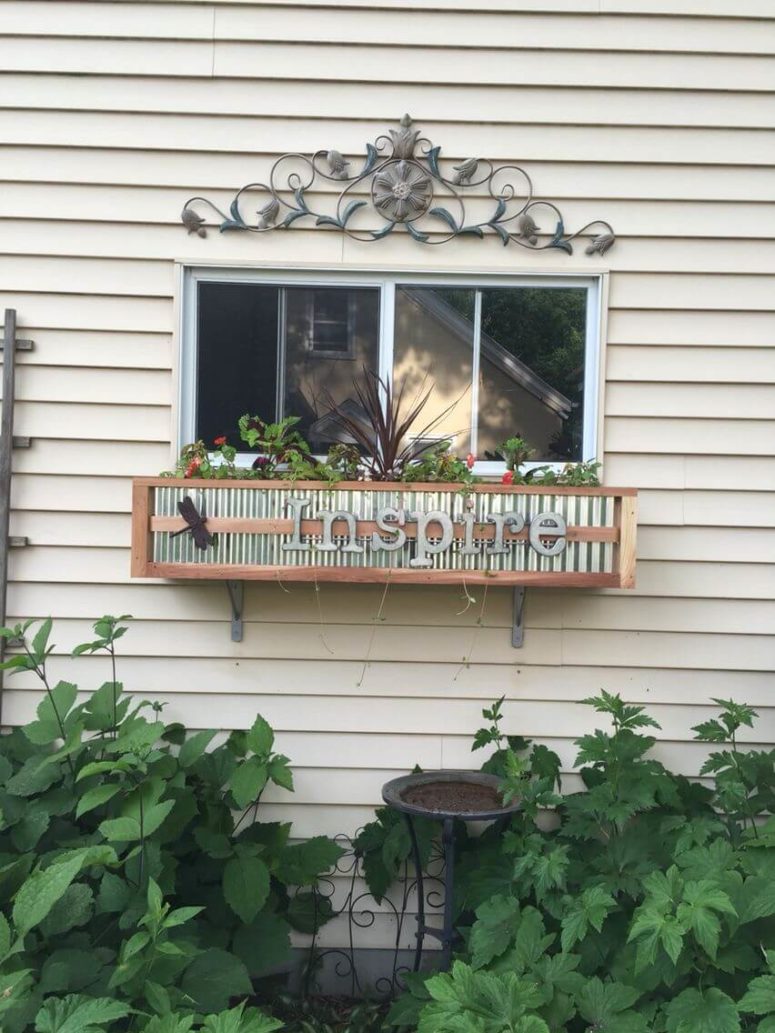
213 435 227 446
466 453 476 470
501 470 514 485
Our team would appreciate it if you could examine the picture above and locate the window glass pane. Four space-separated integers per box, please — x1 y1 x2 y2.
477 287 587 461
393 286 474 454
283 286 380 448
196 282 278 447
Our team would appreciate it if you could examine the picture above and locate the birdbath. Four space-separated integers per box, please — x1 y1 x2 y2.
381 770 521 972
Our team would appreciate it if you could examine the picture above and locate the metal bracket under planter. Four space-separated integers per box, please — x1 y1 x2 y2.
226 580 244 642
512 587 526 648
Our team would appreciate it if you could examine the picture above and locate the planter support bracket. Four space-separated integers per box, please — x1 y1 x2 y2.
226 580 244 642
512 587 526 648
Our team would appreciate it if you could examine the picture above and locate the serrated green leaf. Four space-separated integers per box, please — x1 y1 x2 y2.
144 979 171 1016
233 911 293 975
286 890 333 933
230 757 268 809
13 850 87 936
40 883 93 936
30 618 52 664
6 754 60 797
268 755 294 791
164 905 203 928
75 783 120 819
180 948 252 1014
665 987 740 1033
277 836 345 887
123 930 150 959
11 805 50 852
178 729 216 768
0 912 10 960
99 816 142 842
739 976 775 1016
245 715 274 756
37 681 77 728
223 854 270 923
469 894 521 970
34 993 130 1033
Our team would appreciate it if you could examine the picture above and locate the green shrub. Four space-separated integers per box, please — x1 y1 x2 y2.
370 693 775 1032
0 616 344 1032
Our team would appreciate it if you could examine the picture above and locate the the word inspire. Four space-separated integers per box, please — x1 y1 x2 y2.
283 498 567 569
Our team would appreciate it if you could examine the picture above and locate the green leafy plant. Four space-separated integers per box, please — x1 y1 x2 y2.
491 437 534 473
377 694 775 1033
322 370 462 482
0 616 343 1032
170 438 239 480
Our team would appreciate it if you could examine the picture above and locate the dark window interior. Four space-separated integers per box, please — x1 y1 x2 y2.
196 283 278 448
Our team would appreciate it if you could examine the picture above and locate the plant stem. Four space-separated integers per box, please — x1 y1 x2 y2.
27 648 77 778
109 640 118 740
357 579 391 687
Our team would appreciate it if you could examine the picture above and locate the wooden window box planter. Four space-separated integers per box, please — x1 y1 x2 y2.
131 479 637 589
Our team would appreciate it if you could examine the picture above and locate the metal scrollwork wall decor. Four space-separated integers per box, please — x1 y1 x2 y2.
181 114 615 256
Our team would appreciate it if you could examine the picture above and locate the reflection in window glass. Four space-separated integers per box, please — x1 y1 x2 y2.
284 287 380 447
478 288 587 461
393 286 474 454
196 284 379 449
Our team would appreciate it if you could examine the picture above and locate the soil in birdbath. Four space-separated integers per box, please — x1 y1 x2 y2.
401 780 503 814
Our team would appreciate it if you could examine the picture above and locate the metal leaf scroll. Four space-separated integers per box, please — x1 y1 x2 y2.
171 497 213 551
181 114 615 257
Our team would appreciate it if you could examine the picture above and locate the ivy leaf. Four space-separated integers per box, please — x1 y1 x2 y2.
223 855 270 923
34 994 131 1033
469 893 521 969
664 987 740 1033
739 975 775 1016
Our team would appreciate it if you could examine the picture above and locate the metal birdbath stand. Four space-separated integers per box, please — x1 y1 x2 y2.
382 770 521 972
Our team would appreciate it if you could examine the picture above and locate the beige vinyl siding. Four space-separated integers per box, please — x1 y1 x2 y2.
1 0 775 946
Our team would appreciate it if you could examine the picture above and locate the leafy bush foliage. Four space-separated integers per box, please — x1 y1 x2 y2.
374 693 775 1033
0 617 344 1032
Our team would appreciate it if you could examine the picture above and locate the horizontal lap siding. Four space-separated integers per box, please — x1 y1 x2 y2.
1 0 774 951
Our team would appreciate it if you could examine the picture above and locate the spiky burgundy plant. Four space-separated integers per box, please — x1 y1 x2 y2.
323 369 462 481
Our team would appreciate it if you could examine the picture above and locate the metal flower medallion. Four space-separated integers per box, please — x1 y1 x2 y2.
372 160 433 222
181 114 615 256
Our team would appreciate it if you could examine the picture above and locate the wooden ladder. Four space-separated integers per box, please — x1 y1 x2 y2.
0 308 33 723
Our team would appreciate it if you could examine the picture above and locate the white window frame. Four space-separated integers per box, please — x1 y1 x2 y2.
178 266 604 475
